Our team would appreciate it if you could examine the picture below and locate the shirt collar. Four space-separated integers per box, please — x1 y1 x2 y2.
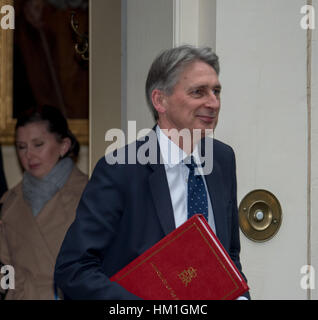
156 125 188 168
156 125 204 169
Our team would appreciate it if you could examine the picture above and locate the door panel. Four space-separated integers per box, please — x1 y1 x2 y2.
216 0 308 299
311 0 318 301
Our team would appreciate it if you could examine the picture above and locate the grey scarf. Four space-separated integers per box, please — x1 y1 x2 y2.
22 157 74 216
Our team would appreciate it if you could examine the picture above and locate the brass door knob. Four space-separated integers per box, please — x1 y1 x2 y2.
239 189 282 242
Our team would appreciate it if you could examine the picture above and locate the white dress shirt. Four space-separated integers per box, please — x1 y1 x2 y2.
156 126 248 300
156 126 216 232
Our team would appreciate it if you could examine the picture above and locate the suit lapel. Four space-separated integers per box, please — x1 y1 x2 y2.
145 128 176 236
205 160 228 245
148 164 176 235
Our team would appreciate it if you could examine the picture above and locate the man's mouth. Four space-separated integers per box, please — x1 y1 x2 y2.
196 115 216 123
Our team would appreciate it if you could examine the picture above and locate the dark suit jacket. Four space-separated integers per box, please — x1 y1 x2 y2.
54 133 249 299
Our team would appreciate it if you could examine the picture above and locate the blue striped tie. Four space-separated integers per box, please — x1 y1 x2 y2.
185 156 209 221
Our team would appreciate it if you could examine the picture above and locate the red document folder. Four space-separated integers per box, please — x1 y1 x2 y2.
110 214 249 300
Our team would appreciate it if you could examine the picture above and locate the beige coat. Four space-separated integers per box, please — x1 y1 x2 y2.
0 167 87 300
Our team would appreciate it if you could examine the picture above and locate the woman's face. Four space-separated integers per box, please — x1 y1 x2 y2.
16 121 70 179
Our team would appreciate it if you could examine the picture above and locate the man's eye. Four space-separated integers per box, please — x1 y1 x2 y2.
212 88 221 97
17 145 26 150
191 89 204 97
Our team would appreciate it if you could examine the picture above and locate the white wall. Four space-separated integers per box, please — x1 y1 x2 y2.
215 0 308 299
90 0 122 171
311 0 318 300
123 0 174 138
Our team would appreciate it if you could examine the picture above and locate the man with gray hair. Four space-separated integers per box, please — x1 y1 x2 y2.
55 45 250 300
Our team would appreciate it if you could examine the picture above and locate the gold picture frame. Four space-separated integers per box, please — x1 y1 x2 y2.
0 0 88 145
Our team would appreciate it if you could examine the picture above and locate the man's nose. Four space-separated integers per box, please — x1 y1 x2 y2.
205 91 220 108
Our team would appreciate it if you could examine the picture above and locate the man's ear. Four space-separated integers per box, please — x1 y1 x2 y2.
151 89 167 115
